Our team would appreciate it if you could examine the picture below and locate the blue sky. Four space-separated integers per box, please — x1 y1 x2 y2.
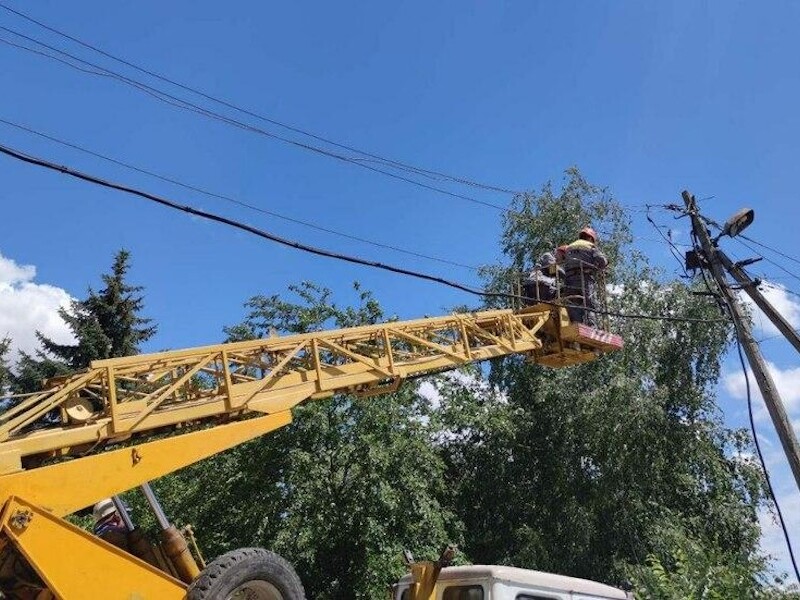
1 0 799 581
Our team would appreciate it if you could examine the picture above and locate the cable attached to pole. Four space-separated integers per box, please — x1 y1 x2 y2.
0 141 728 324
734 331 800 582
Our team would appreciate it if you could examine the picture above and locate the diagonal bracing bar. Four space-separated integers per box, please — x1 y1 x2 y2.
0 307 607 472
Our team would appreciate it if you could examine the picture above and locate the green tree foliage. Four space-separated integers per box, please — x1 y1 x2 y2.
628 525 799 599
84 170 779 598
150 282 460 599
0 337 11 389
39 249 156 367
434 168 770 593
481 166 632 307
13 250 155 392
12 352 72 394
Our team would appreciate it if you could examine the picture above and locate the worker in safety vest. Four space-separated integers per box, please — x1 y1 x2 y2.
93 498 130 551
562 227 608 326
523 252 563 305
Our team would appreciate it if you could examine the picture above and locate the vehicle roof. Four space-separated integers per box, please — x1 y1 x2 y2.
396 565 628 599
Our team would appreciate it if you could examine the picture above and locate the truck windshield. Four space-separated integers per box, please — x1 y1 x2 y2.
399 584 485 600
443 585 484 600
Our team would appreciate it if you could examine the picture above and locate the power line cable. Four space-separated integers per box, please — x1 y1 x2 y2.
0 12 676 246
0 116 479 272
0 3 519 195
741 234 800 268
0 32 664 259
689 225 800 584
732 236 800 287
646 206 689 278
0 25 508 211
0 118 674 281
0 22 664 232
692 208 800 287
0 141 728 324
734 333 800 583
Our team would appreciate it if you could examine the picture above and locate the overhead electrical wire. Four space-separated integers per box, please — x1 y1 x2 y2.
0 2 520 196
0 24 514 212
0 116 684 281
693 210 800 287
646 206 689 278
0 25 508 212
741 234 800 268
734 333 800 583
690 228 800 584
0 141 728 324
0 19 659 228
732 235 800 287
0 117 479 272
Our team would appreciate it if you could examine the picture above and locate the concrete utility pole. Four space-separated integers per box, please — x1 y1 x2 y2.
683 191 800 492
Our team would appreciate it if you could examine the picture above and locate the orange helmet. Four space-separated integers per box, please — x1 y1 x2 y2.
579 227 598 244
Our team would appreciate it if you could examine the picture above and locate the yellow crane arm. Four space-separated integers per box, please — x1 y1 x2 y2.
0 306 621 599
0 307 622 504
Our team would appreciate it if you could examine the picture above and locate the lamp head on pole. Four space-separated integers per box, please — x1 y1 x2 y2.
722 208 754 239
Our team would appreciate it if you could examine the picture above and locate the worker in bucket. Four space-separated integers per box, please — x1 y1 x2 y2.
93 498 130 550
563 227 608 326
523 251 563 305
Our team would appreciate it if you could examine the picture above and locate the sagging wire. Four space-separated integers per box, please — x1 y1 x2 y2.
0 116 480 272
734 330 800 583
685 210 800 584
0 24 508 211
0 1 521 196
646 205 690 279
0 141 729 325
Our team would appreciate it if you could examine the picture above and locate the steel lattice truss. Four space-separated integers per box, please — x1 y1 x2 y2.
0 308 600 469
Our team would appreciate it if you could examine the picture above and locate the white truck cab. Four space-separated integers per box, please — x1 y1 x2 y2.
393 565 633 600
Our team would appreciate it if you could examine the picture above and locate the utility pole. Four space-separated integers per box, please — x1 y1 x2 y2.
717 252 800 355
683 190 800 492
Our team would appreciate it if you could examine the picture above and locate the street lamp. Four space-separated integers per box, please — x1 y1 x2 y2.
721 207 754 238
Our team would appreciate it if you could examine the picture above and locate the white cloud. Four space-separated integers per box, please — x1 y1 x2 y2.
416 370 507 409
724 361 800 417
0 253 74 364
738 282 800 336
759 490 800 580
723 361 800 578
417 380 441 408
0 257 35 285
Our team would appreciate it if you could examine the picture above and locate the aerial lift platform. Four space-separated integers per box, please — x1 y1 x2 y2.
0 305 621 599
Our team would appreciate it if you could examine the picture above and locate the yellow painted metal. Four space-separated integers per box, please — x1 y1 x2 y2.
0 309 568 467
0 411 291 518
1 496 186 599
0 306 620 599
407 561 439 600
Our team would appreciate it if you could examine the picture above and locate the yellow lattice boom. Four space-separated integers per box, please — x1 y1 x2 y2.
0 306 621 599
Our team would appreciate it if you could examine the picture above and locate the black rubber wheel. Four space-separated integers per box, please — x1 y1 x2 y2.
187 548 305 600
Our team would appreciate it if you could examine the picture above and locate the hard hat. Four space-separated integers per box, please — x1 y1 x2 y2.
536 252 556 269
93 498 117 523
579 227 598 244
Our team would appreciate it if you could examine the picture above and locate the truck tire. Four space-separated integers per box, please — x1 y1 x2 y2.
187 547 305 600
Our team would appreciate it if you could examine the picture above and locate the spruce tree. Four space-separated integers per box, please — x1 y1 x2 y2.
15 250 156 392
0 337 10 390
38 249 156 368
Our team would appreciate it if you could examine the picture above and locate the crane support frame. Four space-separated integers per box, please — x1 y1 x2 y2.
0 496 187 599
0 306 623 599
0 309 558 470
